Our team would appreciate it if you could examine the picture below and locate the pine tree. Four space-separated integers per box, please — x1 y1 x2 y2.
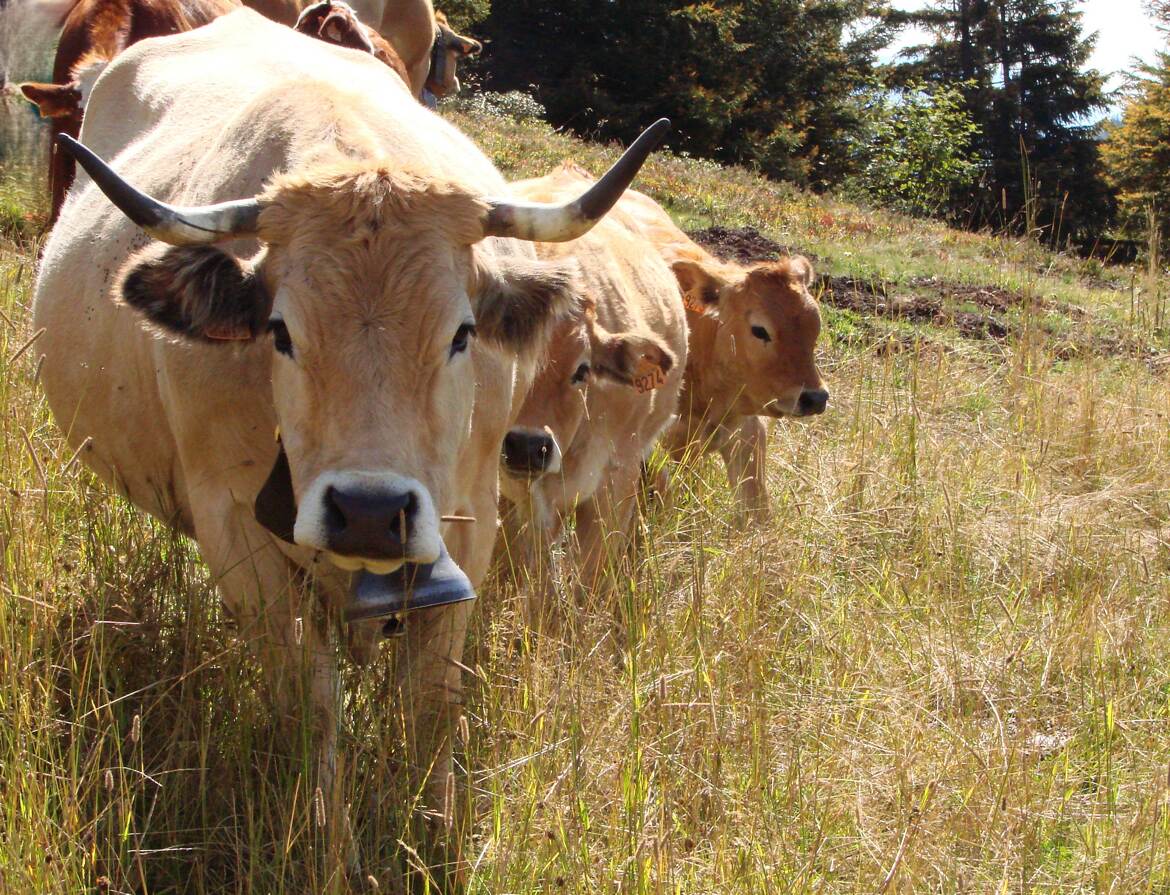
479 0 892 189
894 0 1111 244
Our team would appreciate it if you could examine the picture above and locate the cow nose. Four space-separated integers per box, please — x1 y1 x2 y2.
503 430 556 474
323 485 416 558
797 388 829 416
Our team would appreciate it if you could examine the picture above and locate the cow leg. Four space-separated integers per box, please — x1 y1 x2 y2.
719 415 770 524
188 499 353 871
392 599 474 890
573 458 642 607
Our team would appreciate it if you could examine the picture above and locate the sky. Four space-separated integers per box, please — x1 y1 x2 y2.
886 0 1164 95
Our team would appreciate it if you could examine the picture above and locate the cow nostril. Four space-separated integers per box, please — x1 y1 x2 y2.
322 485 417 558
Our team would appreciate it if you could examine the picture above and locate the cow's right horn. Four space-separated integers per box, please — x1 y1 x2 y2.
58 134 262 245
482 118 670 243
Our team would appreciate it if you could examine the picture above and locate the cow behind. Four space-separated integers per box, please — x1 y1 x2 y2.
499 164 687 627
615 188 828 522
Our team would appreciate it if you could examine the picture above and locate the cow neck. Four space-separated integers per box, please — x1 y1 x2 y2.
681 306 736 433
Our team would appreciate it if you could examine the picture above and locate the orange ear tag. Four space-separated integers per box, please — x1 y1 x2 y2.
682 291 707 314
632 356 667 395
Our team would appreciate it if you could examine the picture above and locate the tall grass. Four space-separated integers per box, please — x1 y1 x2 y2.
3 113 1170 893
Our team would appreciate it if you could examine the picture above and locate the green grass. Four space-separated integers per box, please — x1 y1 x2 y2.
3 110 1170 893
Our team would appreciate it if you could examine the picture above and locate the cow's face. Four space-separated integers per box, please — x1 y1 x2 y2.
119 167 575 572
503 304 675 479
674 256 828 418
425 13 481 99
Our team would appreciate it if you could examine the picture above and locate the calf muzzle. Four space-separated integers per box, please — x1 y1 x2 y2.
796 388 829 416
502 429 559 476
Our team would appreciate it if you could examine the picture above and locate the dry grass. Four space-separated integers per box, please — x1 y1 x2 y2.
3 110 1170 894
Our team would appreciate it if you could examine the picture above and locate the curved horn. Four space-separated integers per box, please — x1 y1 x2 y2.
57 134 262 246
483 118 670 243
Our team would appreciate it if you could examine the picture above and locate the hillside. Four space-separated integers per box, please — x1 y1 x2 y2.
2 106 1170 892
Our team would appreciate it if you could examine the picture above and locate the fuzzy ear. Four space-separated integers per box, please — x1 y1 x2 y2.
20 81 81 119
475 255 580 361
748 256 815 290
119 245 270 342
670 259 722 314
787 255 815 288
590 325 676 392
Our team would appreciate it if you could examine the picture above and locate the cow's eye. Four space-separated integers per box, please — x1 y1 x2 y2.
267 318 294 358
571 362 590 386
750 325 772 343
451 321 476 357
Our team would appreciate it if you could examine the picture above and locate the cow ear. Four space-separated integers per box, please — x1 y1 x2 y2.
119 245 270 342
670 259 722 315
20 82 81 119
475 255 579 361
590 325 676 392
787 255 815 288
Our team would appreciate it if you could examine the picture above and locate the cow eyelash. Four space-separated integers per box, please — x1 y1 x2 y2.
267 318 294 358
750 325 772 343
571 362 590 385
450 322 477 357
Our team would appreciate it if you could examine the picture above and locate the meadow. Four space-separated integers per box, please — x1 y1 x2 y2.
2 93 1170 893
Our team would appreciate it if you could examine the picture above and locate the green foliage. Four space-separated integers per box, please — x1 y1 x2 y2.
479 0 893 189
846 81 981 218
1101 53 1170 241
894 0 1112 245
436 0 491 31
444 88 546 121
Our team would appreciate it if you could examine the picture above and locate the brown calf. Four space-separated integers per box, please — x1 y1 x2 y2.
615 189 828 522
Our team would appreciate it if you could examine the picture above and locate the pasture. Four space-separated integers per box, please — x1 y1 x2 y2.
3 94 1170 893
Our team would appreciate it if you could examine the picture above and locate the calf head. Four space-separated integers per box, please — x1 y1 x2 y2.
60 119 669 573
674 255 828 418
503 300 675 480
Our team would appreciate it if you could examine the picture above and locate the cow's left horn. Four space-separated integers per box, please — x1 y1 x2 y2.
57 134 262 245
483 118 670 243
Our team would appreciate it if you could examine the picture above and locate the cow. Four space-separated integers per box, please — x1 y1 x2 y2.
20 0 240 224
19 0 423 225
498 164 686 628
33 7 666 877
422 9 480 105
613 189 828 523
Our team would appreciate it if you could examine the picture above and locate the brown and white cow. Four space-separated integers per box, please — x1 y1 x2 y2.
422 9 480 104
498 165 686 627
20 0 240 224
34 8 666 875
614 189 828 523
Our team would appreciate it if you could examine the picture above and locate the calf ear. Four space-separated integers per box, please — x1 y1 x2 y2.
119 245 270 342
590 326 676 392
670 259 722 314
20 82 81 119
475 255 579 361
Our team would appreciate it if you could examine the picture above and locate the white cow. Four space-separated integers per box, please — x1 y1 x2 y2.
33 7 666 875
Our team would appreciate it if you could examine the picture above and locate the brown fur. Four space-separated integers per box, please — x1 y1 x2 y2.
425 9 480 99
27 0 240 225
120 244 271 342
294 0 408 84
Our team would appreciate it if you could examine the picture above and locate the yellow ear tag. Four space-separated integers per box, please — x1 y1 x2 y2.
632 356 667 395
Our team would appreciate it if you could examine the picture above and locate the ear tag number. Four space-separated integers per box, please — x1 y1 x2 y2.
682 291 707 314
633 356 667 394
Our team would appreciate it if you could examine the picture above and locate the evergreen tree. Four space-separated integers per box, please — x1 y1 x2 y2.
478 0 892 188
1101 44 1170 239
894 0 1111 244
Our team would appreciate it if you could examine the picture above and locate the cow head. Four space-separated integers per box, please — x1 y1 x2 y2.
294 0 410 86
673 255 828 418
424 10 481 101
60 119 668 573
502 299 675 479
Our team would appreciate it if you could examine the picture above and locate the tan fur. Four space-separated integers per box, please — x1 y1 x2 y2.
500 167 687 627
32 11 601 870
611 182 828 523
